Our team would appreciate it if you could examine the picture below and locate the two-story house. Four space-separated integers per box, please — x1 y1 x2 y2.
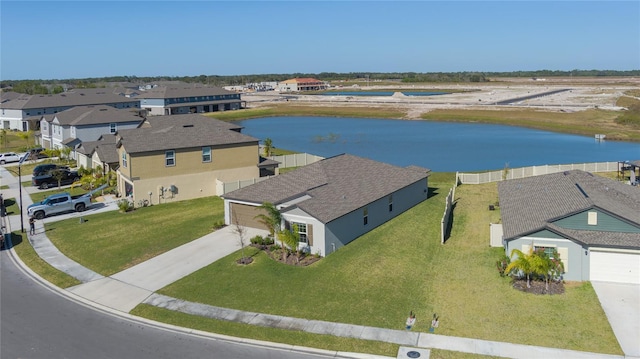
137 84 244 116
1 88 139 131
39 105 144 154
116 114 259 204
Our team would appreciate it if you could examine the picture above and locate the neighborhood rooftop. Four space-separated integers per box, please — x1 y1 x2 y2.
0 88 138 109
224 154 431 223
137 84 237 98
498 170 640 247
115 114 256 154
43 105 143 126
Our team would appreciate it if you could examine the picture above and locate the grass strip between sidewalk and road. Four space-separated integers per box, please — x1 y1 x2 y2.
16 172 622 356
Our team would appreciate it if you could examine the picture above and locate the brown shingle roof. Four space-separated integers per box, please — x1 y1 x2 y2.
498 170 640 248
224 154 431 223
116 114 256 154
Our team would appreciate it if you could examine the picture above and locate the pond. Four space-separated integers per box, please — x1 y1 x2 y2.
238 116 640 172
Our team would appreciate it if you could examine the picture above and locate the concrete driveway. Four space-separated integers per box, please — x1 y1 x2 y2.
591 281 640 358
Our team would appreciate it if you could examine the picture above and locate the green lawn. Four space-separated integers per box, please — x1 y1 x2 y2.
45 196 224 276
30 172 622 355
2 197 20 215
154 178 621 355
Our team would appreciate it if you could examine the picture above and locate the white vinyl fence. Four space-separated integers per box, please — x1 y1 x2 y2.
269 153 324 168
457 162 620 184
440 186 455 244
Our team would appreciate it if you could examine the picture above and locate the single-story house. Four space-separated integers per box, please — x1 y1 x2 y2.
222 154 431 257
498 170 640 284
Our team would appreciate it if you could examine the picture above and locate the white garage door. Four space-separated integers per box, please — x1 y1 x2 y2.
590 250 640 284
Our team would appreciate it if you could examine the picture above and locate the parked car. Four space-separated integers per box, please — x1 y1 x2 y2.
0 152 24 164
27 192 91 219
27 147 48 160
32 169 80 189
32 164 69 177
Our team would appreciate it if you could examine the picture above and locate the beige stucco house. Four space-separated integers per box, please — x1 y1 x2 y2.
115 114 260 205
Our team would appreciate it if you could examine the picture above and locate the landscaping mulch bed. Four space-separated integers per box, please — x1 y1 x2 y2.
512 279 565 295
251 244 321 266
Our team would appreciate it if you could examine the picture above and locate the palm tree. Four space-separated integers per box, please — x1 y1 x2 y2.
504 248 534 288
279 223 300 263
254 202 281 239
263 138 273 157
17 130 32 148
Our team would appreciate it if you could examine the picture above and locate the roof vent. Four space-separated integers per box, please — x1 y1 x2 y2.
183 124 194 128
99 108 108 111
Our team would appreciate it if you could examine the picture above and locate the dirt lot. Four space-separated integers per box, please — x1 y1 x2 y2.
243 77 640 119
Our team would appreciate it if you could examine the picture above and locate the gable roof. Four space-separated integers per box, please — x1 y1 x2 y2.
137 84 236 99
116 114 256 154
52 105 144 126
223 154 431 223
498 170 640 247
0 88 138 110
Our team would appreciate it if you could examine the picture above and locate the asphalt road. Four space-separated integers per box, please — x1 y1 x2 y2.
0 249 336 359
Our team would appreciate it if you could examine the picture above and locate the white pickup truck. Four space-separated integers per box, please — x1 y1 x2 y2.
27 192 91 219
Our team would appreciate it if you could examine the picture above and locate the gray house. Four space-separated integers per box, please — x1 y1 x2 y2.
498 170 640 284
223 154 431 257
137 84 245 116
39 105 144 152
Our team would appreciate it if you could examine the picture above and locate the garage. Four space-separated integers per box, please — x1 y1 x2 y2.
229 202 270 231
590 249 640 284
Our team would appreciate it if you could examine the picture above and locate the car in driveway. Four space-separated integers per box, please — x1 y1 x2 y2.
32 169 80 189
0 152 24 164
32 163 69 177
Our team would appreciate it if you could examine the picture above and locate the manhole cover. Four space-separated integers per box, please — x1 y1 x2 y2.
406 351 421 358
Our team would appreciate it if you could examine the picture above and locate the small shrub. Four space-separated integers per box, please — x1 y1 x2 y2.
250 235 264 245
117 199 133 212
212 219 225 230
496 254 510 277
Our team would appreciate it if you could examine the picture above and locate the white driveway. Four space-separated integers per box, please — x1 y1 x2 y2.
591 281 640 358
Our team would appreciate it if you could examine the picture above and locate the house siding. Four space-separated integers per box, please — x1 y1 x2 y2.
74 121 140 144
552 209 640 233
282 208 325 256
323 179 428 256
505 236 588 281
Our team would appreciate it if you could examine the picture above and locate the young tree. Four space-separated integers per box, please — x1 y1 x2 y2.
254 202 281 239
17 130 33 148
263 138 273 157
60 146 72 164
233 213 250 264
504 248 534 288
0 129 6 149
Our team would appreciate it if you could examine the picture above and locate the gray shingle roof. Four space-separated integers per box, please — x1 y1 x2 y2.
52 105 144 126
498 170 640 248
223 154 431 224
116 114 256 154
137 84 236 99
0 88 138 109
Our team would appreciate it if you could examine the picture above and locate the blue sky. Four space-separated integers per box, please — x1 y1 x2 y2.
1 1 638 80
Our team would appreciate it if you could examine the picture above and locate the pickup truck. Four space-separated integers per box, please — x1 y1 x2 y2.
27 192 91 219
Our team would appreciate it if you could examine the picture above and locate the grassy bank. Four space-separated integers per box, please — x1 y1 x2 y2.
207 104 405 121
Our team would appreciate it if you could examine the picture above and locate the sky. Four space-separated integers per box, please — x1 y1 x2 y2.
1 1 639 80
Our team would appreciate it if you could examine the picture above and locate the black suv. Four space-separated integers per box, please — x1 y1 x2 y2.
32 169 80 189
32 164 69 177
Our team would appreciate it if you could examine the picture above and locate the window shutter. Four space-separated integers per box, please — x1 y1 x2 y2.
557 247 569 272
307 224 313 246
521 244 532 255
284 221 291 231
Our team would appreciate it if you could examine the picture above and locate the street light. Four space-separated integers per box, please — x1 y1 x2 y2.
6 154 30 233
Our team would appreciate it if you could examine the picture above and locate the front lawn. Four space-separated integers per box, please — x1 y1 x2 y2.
45 196 224 276
155 179 621 355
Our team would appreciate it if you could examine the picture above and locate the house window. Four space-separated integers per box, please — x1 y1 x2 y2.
388 195 393 212
121 151 127 168
110 123 117 133
535 246 556 259
165 150 175 166
363 208 368 225
292 222 308 243
202 146 211 162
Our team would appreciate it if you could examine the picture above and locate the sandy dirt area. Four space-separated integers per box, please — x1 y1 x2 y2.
242 77 640 119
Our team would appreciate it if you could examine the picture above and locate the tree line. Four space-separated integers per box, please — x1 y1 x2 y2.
2 70 639 95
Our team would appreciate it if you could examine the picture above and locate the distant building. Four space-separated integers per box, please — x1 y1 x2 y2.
277 78 327 92
137 84 245 116
0 88 139 131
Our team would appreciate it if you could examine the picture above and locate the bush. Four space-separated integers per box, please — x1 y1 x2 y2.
212 219 225 230
117 199 133 212
250 235 264 245
496 254 510 277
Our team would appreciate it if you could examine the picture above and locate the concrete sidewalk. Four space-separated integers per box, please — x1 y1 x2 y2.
0 166 631 359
